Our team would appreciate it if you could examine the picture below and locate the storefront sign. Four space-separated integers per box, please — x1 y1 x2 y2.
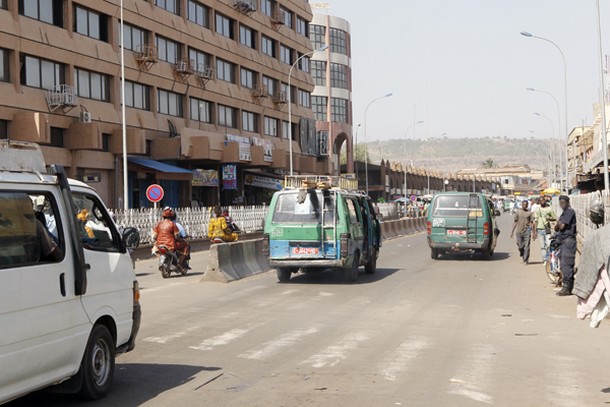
192 169 219 187
252 137 274 162
222 164 237 190
227 134 251 161
245 173 283 191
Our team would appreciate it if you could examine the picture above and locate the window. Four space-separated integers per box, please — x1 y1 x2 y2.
264 116 278 137
72 192 119 251
0 48 8 82
189 48 210 72
261 36 276 58
216 59 235 83
158 89 183 117
155 0 179 15
74 68 110 101
218 105 236 128
432 195 482 218
262 75 275 96
156 36 180 64
330 27 347 55
330 63 348 89
0 0 6 9
190 97 212 123
20 55 64 90
242 111 258 132
346 199 360 224
271 191 336 224
260 0 273 16
50 126 64 147
102 133 111 152
331 97 349 123
239 24 256 49
122 23 147 52
280 6 293 28
311 60 326 86
298 90 310 108
74 5 108 41
0 120 8 139
0 192 65 269
240 67 256 89
20 0 63 27
124 80 150 110
312 96 327 121
296 16 308 36
298 54 310 72
282 121 289 140
187 0 208 28
310 24 326 51
215 13 234 39
280 82 291 101
280 45 293 65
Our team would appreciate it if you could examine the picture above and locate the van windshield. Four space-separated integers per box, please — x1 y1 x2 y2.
432 195 483 217
272 190 336 224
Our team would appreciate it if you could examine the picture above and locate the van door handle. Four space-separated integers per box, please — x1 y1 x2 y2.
59 273 66 297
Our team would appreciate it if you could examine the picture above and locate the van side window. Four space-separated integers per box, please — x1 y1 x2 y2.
72 192 119 252
0 192 64 269
346 199 360 224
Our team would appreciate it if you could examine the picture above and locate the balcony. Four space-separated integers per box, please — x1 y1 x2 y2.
194 64 214 87
271 9 286 28
45 85 78 113
251 84 269 104
135 45 158 71
271 91 287 108
233 0 256 14
173 59 194 82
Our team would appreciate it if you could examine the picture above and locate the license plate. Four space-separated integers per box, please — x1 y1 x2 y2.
292 247 319 255
447 230 466 236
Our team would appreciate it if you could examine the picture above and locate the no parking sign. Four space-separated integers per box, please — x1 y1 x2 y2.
146 184 164 204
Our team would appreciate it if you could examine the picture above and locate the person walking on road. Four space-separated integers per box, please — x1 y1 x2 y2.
511 200 536 264
534 198 557 265
555 196 577 296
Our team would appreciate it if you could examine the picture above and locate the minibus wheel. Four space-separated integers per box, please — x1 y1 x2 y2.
277 268 293 283
78 324 115 400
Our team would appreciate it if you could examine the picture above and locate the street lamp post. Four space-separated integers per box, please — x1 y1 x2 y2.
288 45 328 176
595 0 610 190
534 112 557 187
364 93 393 194
354 123 362 183
521 31 569 191
403 120 424 207
119 0 128 210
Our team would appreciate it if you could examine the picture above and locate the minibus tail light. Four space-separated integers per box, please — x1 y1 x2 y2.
340 233 350 258
262 234 270 257
483 222 490 236
427 221 432 235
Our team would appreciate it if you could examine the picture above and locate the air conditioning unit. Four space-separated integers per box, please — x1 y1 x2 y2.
79 112 92 123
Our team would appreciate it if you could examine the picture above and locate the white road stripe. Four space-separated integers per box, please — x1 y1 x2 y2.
189 324 262 351
143 325 202 345
300 332 370 368
238 327 320 360
448 344 496 405
379 336 430 381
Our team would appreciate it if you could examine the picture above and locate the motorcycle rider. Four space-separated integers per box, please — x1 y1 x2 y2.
555 195 577 296
170 209 191 270
152 207 182 271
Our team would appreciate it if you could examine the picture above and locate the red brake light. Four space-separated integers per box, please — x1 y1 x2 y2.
427 221 432 235
483 222 490 236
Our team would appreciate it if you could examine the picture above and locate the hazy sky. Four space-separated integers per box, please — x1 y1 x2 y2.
316 0 609 143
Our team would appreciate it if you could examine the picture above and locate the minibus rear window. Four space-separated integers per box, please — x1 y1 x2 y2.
432 195 482 218
272 191 335 224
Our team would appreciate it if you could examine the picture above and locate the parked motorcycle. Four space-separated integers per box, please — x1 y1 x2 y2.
157 245 187 278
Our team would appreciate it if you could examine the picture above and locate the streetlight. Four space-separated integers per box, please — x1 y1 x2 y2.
595 0 610 190
521 31 569 191
534 112 558 187
364 93 393 194
119 0 128 210
531 130 554 186
288 44 329 176
403 120 424 206
527 87 562 190
354 123 362 181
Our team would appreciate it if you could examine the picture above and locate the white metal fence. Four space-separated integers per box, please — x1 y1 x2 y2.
113 205 268 245
377 203 399 220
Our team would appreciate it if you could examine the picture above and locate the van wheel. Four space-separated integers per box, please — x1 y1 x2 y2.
365 248 377 274
431 249 440 260
345 254 359 283
78 324 115 400
482 249 493 260
277 268 292 283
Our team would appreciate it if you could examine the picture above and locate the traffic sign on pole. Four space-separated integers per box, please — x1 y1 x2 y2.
146 184 164 203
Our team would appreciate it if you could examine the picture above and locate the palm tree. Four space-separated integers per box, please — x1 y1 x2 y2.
481 158 496 169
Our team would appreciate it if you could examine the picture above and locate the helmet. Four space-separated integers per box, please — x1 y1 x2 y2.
590 199 605 226
162 207 175 219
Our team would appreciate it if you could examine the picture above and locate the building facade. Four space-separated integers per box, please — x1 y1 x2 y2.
309 13 353 175
0 0 330 208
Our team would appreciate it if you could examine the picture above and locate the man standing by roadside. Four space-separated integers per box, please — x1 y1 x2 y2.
534 198 557 265
555 195 577 296
511 200 536 264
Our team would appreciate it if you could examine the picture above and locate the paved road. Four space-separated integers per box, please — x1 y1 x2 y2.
10 215 610 406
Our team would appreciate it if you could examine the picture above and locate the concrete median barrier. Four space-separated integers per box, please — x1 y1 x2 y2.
380 218 427 240
201 239 270 283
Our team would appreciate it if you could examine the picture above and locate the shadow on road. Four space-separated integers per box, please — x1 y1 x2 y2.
284 268 400 285
7 363 221 407
437 252 511 262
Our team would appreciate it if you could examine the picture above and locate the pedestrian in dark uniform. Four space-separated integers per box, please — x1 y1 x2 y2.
555 195 577 296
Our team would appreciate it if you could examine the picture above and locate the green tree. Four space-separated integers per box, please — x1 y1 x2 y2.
481 158 496 169
341 144 370 165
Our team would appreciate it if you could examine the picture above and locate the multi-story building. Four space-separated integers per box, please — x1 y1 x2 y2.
567 125 593 187
0 0 329 208
309 12 353 175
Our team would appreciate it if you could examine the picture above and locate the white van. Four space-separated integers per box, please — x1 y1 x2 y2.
0 141 141 403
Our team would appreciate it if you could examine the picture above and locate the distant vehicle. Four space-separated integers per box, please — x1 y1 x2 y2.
0 141 141 404
503 199 513 212
426 192 499 260
263 176 381 283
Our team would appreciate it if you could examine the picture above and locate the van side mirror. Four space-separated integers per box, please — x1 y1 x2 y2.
122 227 140 249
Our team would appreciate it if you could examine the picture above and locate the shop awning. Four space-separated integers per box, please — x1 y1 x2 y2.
128 156 193 180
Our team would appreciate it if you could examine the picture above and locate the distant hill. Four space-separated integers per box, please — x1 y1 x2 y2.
364 136 560 174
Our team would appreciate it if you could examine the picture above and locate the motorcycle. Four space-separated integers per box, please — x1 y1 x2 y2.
156 245 187 278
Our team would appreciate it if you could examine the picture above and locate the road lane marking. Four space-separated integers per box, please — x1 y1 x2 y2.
448 344 496 405
280 289 299 295
238 327 320 360
379 336 430 381
300 332 370 368
189 324 263 351
143 325 202 345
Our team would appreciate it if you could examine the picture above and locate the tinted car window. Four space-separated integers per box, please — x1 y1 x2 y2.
272 191 335 224
432 195 482 217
